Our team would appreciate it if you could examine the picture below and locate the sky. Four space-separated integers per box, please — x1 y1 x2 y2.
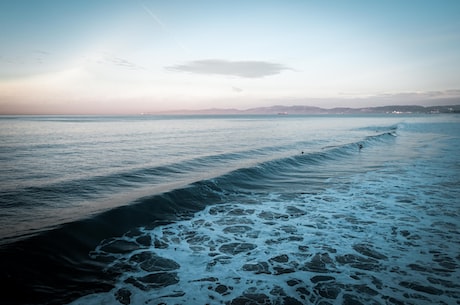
0 0 459 114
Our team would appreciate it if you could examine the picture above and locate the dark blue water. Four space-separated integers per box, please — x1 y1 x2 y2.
0 115 459 305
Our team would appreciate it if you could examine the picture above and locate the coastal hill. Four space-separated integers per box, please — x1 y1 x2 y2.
153 104 460 115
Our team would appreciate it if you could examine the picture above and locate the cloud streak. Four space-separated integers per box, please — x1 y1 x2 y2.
105 55 145 70
82 52 145 71
168 59 290 78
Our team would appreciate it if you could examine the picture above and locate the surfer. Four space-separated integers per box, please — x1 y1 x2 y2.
358 144 363 151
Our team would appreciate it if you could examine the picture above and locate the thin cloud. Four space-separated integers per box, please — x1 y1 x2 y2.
107 56 145 70
373 90 460 100
167 59 291 78
84 52 145 70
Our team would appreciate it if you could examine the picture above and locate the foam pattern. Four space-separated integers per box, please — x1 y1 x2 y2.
71 160 459 305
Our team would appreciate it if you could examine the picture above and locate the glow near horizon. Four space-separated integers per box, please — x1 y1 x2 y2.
0 0 459 114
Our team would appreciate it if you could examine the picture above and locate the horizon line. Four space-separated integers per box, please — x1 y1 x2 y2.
1 103 459 116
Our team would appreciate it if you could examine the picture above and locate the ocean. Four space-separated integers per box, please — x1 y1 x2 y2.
0 114 459 305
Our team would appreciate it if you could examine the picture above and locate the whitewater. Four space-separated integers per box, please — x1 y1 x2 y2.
0 114 459 305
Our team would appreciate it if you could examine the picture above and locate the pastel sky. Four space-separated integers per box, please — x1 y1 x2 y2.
1 0 459 114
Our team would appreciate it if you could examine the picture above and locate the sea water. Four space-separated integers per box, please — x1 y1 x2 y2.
0 114 459 305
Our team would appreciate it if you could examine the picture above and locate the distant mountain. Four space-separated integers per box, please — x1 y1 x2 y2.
153 104 460 115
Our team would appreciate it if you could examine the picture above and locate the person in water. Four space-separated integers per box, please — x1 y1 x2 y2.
358 144 363 151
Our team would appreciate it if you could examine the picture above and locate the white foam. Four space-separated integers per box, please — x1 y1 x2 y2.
69 124 460 305
70 163 459 305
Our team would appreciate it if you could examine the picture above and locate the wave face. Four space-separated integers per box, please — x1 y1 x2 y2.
1 114 459 305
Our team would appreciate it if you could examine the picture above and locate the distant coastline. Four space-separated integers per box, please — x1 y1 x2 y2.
148 104 460 115
2 104 460 116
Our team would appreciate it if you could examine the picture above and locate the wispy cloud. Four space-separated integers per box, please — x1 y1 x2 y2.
373 90 460 100
105 55 145 70
167 59 291 78
83 52 145 71
0 50 51 65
